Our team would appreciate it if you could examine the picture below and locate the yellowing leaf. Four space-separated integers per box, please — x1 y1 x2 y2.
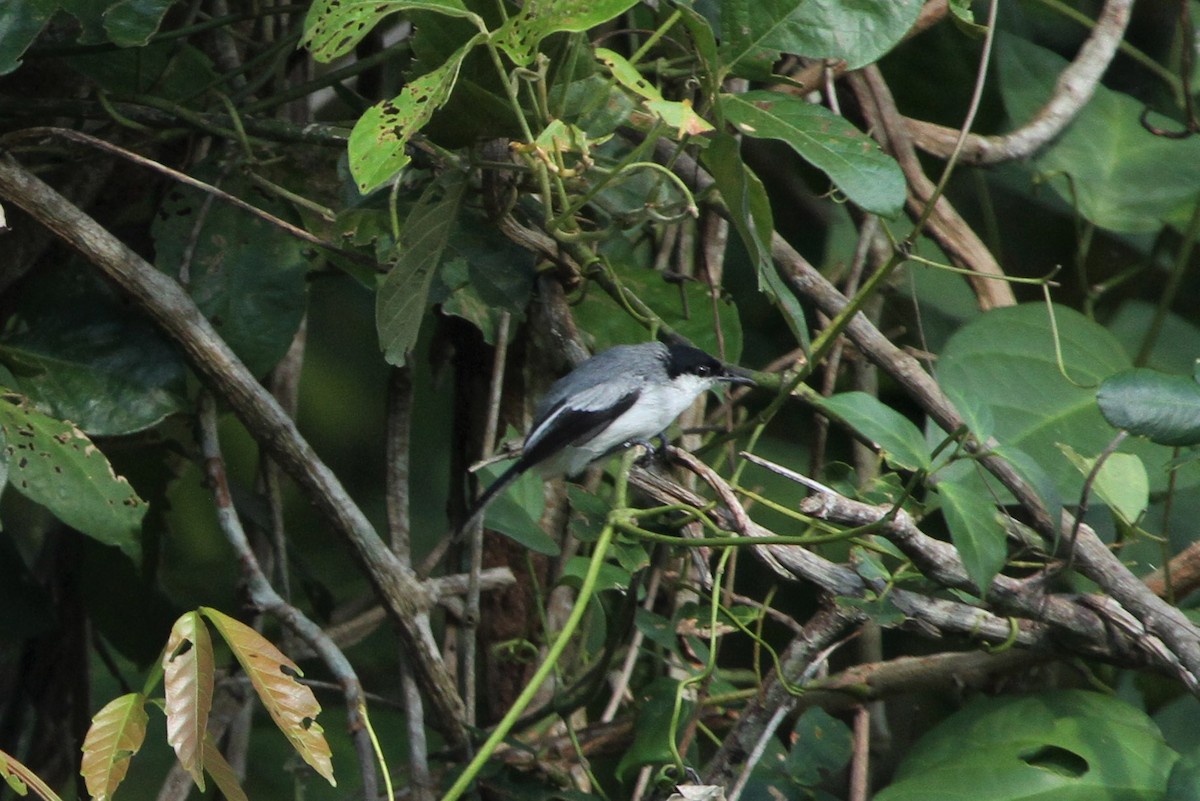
199 607 335 786
201 737 249 801
163 611 215 790
80 694 148 801
2 748 66 801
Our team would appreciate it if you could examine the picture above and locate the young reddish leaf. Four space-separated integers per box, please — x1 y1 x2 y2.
1 748 67 801
201 737 249 801
162 611 215 790
80 693 148 801
199 607 336 786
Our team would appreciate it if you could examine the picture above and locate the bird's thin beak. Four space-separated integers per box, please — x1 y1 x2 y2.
719 368 756 386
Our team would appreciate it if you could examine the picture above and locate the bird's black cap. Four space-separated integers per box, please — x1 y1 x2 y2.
665 344 754 384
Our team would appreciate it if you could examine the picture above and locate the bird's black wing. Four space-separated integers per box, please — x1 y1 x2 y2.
518 390 640 471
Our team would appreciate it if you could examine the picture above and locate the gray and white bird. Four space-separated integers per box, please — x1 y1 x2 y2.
462 341 754 533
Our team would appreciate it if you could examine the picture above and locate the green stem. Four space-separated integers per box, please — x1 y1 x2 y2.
438 453 631 801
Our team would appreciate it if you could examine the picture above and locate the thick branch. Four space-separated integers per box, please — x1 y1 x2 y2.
905 0 1134 164
0 152 470 747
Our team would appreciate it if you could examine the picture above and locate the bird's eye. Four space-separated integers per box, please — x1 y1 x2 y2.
696 364 713 377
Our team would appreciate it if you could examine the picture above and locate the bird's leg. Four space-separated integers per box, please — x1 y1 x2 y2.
625 433 673 464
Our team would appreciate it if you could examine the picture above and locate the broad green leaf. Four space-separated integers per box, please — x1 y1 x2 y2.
1098 368 1200 447
936 479 1007 594
937 304 1191 496
494 0 640 66
303 0 481 62
1 748 66 801
376 171 467 365
616 678 691 780
0 264 187 436
102 0 174 46
0 0 56 75
560 555 632 592
432 219 535 343
998 35 1200 233
720 0 923 77
700 135 807 348
575 245 743 363
347 35 483 194
80 693 149 801
814 392 931 471
721 91 905 217
163 611 215 790
787 707 854 787
1108 300 1200 375
876 690 1177 801
477 461 560 556
1059 445 1149 526
0 395 145 560
152 173 311 377
200 607 336 786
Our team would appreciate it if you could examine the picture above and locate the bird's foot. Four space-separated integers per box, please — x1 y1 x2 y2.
626 434 673 464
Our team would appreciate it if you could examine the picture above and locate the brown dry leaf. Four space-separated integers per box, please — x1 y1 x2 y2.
199 607 335 785
162 611 215 790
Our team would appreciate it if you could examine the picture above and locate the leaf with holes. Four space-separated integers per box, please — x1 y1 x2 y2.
875 690 1177 801
80 693 148 801
493 0 640 66
0 394 144 560
348 35 482 193
377 171 467 365
303 0 482 62
721 91 904 217
1 748 65 801
199 607 335 786
163 611 215 791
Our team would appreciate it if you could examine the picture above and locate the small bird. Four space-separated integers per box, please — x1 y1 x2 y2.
462 341 754 533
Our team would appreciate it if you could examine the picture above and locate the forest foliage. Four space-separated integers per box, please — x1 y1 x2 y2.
3 0 1200 799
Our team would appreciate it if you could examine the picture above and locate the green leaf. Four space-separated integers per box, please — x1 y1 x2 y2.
876 690 1178 801
0 264 187 436
477 462 560 556
376 171 467 366
616 678 690 780
495 0 640 66
1059 445 1149 526
575 245 743 363
0 395 145 560
720 0 924 77
0 0 56 75
347 35 483 194
721 91 905 217
1097 368 1200 447
152 172 311 377
102 0 174 46
700 134 809 347
786 707 853 787
937 480 1006 594
814 392 931 471
302 0 481 62
80 693 149 801
997 34 1200 233
560 555 632 592
937 304 1190 496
